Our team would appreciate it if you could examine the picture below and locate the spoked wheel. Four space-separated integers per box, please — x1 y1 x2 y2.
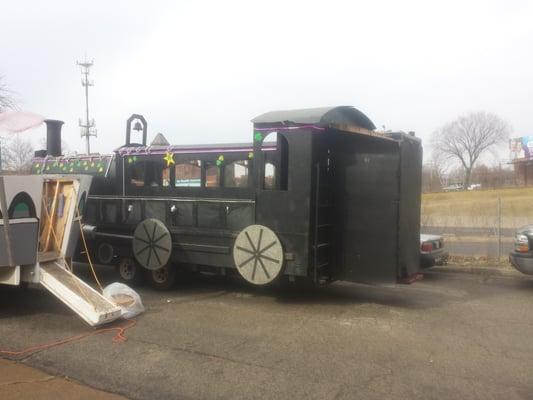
133 219 172 271
233 224 284 285
115 257 142 286
145 263 177 291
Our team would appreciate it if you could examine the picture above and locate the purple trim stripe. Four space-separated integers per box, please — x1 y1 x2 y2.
254 125 325 132
116 144 276 156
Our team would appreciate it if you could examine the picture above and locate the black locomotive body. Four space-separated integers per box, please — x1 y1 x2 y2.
32 106 422 289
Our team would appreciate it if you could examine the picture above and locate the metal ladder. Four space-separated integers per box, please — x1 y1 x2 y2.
312 162 334 283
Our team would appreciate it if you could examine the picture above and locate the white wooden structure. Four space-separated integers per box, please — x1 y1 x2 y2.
0 175 122 326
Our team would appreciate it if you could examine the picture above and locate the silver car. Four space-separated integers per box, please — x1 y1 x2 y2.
420 234 449 268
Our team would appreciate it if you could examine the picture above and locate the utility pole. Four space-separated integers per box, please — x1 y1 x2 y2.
76 57 97 154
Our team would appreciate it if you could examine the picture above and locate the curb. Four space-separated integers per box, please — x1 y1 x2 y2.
430 264 520 277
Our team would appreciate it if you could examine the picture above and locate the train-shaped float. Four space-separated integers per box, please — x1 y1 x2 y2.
29 106 422 290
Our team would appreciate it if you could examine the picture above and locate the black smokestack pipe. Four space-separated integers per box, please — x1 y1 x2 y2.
44 119 63 157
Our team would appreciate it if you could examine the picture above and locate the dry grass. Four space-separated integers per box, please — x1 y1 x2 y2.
422 187 533 218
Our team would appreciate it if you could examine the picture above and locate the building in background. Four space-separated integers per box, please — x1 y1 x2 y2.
509 136 533 185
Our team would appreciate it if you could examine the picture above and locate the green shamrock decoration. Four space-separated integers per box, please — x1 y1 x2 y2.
254 132 263 142
248 152 254 159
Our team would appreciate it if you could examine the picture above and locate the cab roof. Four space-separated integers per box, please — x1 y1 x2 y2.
251 106 376 131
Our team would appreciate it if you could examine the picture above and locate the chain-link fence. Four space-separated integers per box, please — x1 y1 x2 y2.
421 189 533 262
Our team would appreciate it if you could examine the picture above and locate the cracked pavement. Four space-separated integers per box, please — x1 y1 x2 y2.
1 266 533 399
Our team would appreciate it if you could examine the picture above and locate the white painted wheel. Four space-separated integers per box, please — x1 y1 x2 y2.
133 219 172 270
233 224 284 285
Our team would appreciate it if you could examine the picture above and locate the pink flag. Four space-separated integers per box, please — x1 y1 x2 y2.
0 111 45 133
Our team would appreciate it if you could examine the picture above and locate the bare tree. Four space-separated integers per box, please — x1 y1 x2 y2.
432 112 510 189
0 75 16 112
1 134 34 173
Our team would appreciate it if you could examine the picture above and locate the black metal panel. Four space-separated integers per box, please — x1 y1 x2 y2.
254 132 313 276
145 200 166 220
170 202 194 227
392 133 422 277
197 203 223 228
226 203 253 230
330 133 400 283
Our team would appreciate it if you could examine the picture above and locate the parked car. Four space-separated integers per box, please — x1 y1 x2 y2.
509 225 533 275
420 234 449 268
443 183 463 192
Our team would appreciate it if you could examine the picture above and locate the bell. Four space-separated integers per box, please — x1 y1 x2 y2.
133 121 143 131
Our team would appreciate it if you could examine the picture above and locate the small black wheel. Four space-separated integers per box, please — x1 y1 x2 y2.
145 263 177 291
115 257 143 286
97 242 115 265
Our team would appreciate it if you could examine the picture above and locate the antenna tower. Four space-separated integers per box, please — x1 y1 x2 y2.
76 57 97 154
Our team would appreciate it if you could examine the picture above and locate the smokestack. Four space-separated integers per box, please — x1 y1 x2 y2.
44 119 63 157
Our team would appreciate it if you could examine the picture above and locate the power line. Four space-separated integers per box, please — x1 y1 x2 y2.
76 57 97 154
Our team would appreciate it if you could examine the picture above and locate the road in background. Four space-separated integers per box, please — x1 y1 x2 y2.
422 226 515 257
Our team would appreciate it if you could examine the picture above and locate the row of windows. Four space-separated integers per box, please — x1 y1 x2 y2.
128 159 278 190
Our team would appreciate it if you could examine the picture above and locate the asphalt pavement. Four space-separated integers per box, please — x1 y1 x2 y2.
0 358 126 400
1 265 533 400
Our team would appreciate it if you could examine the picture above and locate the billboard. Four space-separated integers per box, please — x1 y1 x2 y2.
509 136 533 160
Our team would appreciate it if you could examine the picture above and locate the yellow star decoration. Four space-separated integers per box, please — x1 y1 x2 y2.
163 152 175 167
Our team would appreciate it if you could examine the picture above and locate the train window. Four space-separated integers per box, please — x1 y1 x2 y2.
261 132 288 190
162 167 171 187
224 160 249 188
264 162 276 189
205 162 220 188
129 162 145 187
175 160 201 187
8 192 36 219
128 159 168 188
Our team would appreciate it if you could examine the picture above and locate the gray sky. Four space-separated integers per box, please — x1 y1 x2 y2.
1 0 532 162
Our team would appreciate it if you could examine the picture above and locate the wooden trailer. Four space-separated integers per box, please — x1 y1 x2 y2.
32 106 422 289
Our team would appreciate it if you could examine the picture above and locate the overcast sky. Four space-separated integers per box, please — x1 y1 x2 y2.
1 0 532 162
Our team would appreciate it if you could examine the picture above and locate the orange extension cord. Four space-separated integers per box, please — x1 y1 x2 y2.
0 319 136 358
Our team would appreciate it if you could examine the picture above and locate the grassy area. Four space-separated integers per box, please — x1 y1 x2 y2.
422 187 533 218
